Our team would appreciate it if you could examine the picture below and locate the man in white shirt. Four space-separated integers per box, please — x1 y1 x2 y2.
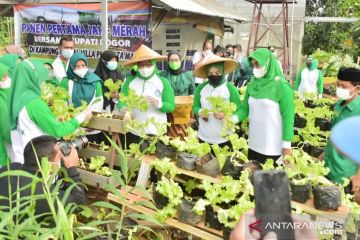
192 39 214 85
52 36 75 83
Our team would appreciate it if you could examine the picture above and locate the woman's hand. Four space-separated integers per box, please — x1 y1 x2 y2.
145 96 159 107
282 148 292 156
111 92 119 99
214 112 225 120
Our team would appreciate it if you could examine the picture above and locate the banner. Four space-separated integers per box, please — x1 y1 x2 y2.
14 2 151 65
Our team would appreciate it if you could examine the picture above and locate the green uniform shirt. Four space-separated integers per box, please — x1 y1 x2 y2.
0 89 10 166
159 70 195 96
325 96 360 184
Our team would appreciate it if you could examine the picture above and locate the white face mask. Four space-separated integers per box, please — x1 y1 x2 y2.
253 66 267 78
336 87 356 100
138 65 155 78
61 49 74 59
0 76 11 89
74 68 88 78
106 61 118 71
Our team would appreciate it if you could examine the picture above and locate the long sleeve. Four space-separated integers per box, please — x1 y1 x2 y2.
58 167 85 206
89 81 104 112
317 70 324 94
26 98 80 138
59 78 69 91
117 76 132 110
188 72 196 95
227 83 243 122
279 83 295 143
158 77 175 113
293 70 302 91
238 90 250 121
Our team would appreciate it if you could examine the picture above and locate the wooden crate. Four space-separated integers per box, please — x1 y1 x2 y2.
86 115 125 134
78 168 121 189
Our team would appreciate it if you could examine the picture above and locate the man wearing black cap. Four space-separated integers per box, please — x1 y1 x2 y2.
323 67 360 191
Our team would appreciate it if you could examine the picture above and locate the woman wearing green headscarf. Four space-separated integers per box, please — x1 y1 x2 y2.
160 51 195 96
294 56 323 99
0 54 23 78
9 60 92 164
0 63 11 166
239 48 294 164
193 56 242 147
61 52 103 110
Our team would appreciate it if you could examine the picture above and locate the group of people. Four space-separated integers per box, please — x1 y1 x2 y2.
0 36 360 222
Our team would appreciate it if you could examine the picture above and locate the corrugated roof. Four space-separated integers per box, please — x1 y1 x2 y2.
152 0 248 22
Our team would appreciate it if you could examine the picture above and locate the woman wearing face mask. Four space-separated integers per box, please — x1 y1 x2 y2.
8 60 92 164
0 63 12 166
294 56 323 99
238 48 294 164
160 51 195 96
118 44 175 146
322 67 360 187
0 54 23 77
94 50 124 112
193 56 242 148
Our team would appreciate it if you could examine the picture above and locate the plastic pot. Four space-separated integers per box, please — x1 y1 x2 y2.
315 118 332 132
205 205 223 230
152 185 169 209
223 227 233 240
313 185 341 211
302 143 311 155
155 141 177 160
178 198 203 225
139 140 151 152
305 100 317 108
195 154 220 177
294 114 307 128
176 152 199 170
291 183 311 203
346 232 358 240
221 156 244 179
309 145 323 158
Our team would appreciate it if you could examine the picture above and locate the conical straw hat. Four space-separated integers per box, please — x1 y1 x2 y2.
194 55 238 79
124 44 167 67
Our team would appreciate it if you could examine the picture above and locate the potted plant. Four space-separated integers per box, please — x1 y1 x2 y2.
153 176 183 222
195 153 220 177
77 156 119 189
178 197 203 225
313 183 341 211
294 113 307 128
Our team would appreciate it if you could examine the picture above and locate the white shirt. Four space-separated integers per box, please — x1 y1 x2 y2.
248 97 290 156
52 56 69 83
128 75 168 136
298 68 319 99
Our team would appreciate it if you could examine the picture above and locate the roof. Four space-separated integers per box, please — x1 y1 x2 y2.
152 0 248 22
245 0 297 3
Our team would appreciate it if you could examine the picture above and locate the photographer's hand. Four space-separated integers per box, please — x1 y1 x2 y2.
62 147 80 168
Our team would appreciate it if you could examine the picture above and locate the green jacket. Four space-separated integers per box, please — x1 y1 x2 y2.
160 70 196 96
325 96 360 184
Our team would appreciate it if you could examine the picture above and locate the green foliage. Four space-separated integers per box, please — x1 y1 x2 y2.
184 179 197 194
88 156 112 177
104 78 122 99
170 128 211 157
155 177 183 222
0 17 13 47
202 96 239 136
151 157 178 179
119 89 148 112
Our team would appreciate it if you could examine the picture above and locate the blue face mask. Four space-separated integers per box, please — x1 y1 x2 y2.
106 61 118 71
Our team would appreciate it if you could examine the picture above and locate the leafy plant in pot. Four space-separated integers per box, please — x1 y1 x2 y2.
170 128 213 172
153 176 183 222
151 157 178 182
193 172 252 230
218 134 249 179
178 196 203 225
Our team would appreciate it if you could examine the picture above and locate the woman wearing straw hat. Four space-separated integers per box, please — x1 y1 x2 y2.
118 44 175 145
193 56 242 148
238 48 294 164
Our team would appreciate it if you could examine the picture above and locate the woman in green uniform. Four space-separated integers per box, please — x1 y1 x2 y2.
0 54 23 77
324 67 360 188
160 51 195 96
239 48 294 164
8 60 92 164
0 63 11 166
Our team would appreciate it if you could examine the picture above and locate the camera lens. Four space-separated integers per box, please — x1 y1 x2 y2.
70 136 88 150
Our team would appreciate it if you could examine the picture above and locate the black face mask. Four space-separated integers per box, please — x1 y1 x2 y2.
208 75 223 86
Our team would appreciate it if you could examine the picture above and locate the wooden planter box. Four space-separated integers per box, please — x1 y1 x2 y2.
86 112 125 134
77 168 121 189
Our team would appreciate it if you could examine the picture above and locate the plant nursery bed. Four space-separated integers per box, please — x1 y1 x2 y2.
77 168 121 189
108 189 223 240
86 112 126 133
